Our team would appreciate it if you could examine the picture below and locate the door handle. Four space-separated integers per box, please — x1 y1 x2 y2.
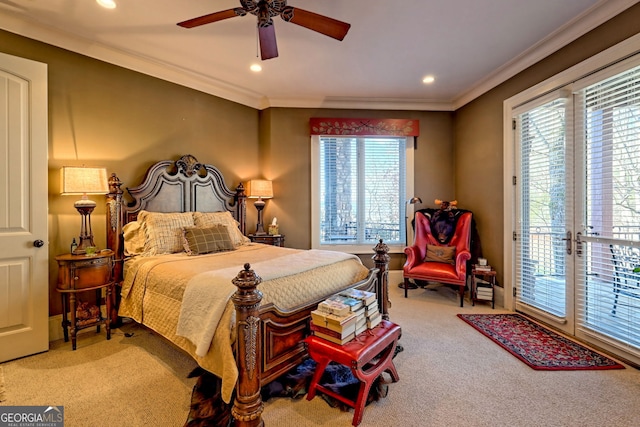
561 231 572 255
33 239 44 248
575 232 582 257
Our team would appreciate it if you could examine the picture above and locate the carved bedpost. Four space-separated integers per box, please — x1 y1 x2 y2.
235 183 247 236
106 173 124 326
373 239 391 321
231 263 264 427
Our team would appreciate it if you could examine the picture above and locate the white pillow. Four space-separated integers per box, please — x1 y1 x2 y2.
122 221 145 256
138 211 195 255
193 211 250 248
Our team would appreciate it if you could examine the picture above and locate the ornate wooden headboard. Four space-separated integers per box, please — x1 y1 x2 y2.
105 154 247 283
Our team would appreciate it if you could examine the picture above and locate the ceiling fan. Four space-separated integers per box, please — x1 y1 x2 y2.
177 0 351 60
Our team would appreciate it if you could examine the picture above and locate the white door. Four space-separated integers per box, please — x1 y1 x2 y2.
513 91 575 335
0 52 49 362
512 56 640 365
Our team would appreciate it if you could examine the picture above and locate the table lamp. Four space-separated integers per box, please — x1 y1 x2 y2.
246 179 273 235
60 166 109 254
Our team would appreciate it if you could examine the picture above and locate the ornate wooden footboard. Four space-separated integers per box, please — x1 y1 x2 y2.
105 155 390 427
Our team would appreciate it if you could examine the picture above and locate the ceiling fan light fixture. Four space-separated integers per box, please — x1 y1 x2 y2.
96 0 116 9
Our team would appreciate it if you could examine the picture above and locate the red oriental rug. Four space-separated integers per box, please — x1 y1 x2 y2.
457 313 625 370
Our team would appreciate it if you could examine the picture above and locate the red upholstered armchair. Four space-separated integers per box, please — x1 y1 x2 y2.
403 211 473 307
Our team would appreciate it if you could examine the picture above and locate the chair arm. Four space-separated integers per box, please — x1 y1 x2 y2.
404 246 422 269
455 250 472 276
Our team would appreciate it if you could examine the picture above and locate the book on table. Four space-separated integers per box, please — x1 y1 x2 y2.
339 288 377 306
312 329 356 345
310 322 356 341
354 311 367 335
476 288 493 300
323 294 364 312
317 299 351 317
366 311 382 329
474 264 492 272
365 300 379 316
475 278 492 288
310 310 357 334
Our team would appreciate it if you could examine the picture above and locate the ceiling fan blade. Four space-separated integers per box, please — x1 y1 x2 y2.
259 25 279 60
284 7 351 41
177 9 240 29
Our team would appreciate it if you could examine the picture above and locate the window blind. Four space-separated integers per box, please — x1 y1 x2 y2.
318 136 406 246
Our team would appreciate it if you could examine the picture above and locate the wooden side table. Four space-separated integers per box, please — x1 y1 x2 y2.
55 250 114 350
248 233 285 247
470 267 496 308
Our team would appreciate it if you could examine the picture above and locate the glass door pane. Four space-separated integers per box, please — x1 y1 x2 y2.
574 63 640 362
515 95 573 333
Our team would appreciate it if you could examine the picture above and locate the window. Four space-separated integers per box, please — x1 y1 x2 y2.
311 135 414 253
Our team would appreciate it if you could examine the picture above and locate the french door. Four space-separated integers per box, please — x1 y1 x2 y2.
513 55 640 364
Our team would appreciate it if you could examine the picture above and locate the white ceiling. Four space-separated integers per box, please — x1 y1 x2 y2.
1 0 637 110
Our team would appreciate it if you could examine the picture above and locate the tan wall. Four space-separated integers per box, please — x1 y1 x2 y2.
260 108 454 270
454 3 640 289
0 30 260 316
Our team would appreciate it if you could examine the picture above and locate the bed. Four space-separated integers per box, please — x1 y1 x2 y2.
105 154 391 426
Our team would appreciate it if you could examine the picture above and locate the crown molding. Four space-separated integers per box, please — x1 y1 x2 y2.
265 97 454 111
452 0 639 110
0 11 266 109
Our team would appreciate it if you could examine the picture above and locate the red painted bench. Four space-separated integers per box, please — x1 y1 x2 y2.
305 319 401 426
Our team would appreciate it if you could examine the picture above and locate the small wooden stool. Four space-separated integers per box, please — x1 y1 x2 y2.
305 320 401 426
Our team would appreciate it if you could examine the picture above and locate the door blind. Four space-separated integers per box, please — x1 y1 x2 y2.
575 62 640 351
516 97 569 318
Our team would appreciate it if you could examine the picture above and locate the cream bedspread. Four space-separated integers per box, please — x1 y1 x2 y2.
118 244 369 403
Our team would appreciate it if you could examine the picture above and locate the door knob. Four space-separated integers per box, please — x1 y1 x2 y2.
33 239 44 248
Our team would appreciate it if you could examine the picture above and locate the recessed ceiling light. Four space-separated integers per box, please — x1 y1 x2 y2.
250 64 262 72
96 0 116 9
422 75 435 84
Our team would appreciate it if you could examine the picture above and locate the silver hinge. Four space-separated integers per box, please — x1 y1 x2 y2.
513 231 517 241
513 287 517 297
512 176 517 185
512 119 516 130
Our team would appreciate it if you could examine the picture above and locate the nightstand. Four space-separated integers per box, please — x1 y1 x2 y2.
248 234 285 247
470 267 496 308
55 250 114 350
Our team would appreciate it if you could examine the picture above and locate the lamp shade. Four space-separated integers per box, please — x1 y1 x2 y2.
60 167 109 195
245 179 273 199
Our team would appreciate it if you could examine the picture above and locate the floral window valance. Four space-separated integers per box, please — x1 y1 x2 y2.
310 118 419 136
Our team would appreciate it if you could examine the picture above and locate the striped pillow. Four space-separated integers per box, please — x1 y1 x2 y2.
138 211 195 255
182 225 235 255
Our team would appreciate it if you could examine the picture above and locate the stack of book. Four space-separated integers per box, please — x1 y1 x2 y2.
474 263 492 273
339 288 381 330
310 289 381 345
310 308 357 345
475 278 493 301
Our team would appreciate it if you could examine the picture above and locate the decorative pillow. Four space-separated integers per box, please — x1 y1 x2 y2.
138 211 195 255
123 221 145 256
193 211 250 248
424 244 456 264
182 225 235 256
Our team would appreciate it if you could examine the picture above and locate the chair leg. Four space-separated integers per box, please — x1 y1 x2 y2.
459 285 465 307
404 278 409 298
